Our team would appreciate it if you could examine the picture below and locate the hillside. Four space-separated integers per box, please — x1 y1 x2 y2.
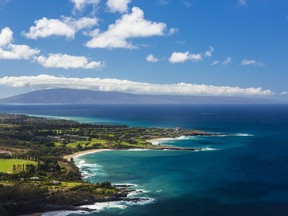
0 88 280 104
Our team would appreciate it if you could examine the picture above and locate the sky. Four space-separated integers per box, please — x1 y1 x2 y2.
0 0 287 99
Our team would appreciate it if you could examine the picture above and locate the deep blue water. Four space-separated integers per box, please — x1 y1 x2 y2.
1 104 288 216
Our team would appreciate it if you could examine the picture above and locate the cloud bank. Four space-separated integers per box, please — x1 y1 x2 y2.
0 75 273 96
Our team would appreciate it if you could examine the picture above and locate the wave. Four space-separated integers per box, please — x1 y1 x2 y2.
150 136 197 145
233 133 254 137
81 198 155 212
214 133 254 137
126 149 150 151
80 183 154 212
75 159 106 178
42 210 88 216
81 201 128 211
114 183 138 187
201 147 217 151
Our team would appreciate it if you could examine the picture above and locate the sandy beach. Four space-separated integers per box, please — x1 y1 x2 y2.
63 149 110 161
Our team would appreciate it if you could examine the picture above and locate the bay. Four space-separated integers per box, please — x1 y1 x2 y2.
1 104 288 216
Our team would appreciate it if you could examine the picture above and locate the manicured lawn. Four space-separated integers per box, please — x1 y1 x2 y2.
0 159 38 173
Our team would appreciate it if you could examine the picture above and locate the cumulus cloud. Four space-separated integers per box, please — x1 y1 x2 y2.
168 51 202 63
85 7 167 49
0 44 40 60
107 0 132 13
35 53 103 69
0 74 273 96
222 57 232 65
0 27 13 47
70 0 100 12
0 27 40 60
280 91 288 95
146 54 158 63
241 59 264 66
23 16 98 39
169 47 214 63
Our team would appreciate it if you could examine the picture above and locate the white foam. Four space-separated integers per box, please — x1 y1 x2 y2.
75 159 106 178
126 149 150 151
127 189 149 197
81 201 128 211
81 197 155 211
201 147 217 151
214 133 254 137
233 133 254 137
149 136 196 145
42 210 88 216
114 183 138 187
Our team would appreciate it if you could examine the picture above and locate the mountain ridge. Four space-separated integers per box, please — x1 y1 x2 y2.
0 88 283 104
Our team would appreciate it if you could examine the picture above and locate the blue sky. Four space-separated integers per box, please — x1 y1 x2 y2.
0 0 287 98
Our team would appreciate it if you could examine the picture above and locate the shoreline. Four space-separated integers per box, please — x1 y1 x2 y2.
146 137 179 145
63 149 111 161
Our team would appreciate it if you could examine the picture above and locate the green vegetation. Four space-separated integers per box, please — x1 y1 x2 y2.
0 113 214 215
0 159 38 173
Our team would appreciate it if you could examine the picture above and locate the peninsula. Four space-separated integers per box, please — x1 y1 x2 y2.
0 114 217 215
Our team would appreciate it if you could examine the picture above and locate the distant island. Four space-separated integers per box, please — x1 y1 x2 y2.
0 88 282 104
0 114 217 215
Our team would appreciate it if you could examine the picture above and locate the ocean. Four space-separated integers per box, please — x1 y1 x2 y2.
1 104 288 216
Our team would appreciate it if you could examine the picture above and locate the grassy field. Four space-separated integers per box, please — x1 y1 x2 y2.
0 159 38 173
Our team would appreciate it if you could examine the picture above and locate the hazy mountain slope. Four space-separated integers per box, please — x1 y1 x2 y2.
0 88 280 104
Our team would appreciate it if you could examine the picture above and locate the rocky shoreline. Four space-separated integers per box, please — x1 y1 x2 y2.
40 184 149 214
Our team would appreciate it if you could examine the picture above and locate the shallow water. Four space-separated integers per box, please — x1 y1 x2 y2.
1 104 288 216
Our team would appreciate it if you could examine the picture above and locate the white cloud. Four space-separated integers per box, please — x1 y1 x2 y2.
204 46 214 57
146 54 158 63
85 7 167 49
35 53 103 69
184 1 192 8
23 16 98 40
168 28 178 35
64 17 98 31
169 47 214 63
0 75 273 96
241 59 264 66
280 91 288 95
70 0 100 12
238 0 247 6
158 0 170 5
0 27 13 47
0 44 40 60
168 51 202 63
0 27 40 60
107 0 132 13
211 60 219 66
222 57 232 65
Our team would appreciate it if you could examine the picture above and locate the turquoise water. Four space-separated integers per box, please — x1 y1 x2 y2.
1 104 288 215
